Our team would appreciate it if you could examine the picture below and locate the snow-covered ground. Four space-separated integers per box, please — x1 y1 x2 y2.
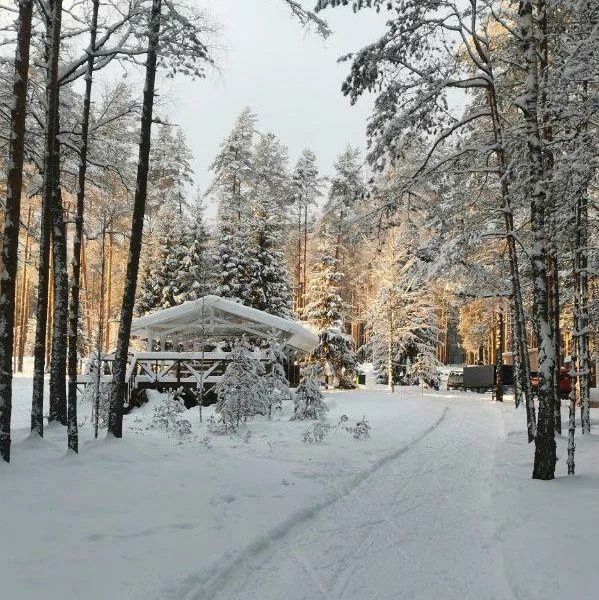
2 375 599 600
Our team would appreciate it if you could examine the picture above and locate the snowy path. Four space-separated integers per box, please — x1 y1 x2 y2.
186 398 513 600
6 383 599 600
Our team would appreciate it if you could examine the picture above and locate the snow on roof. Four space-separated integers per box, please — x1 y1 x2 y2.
131 295 318 353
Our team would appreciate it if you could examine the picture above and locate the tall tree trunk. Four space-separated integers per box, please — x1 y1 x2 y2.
31 0 63 437
487 84 535 440
387 305 395 392
567 348 576 474
495 308 504 402
0 0 34 462
519 0 556 480
18 274 30 373
550 254 561 433
49 185 68 426
66 0 99 453
108 0 162 438
16 208 32 373
103 232 113 351
94 225 107 438
81 239 92 339
576 183 591 433
576 79 592 434
303 203 308 311
45 262 54 371
295 201 302 313
13 271 22 374
538 0 562 435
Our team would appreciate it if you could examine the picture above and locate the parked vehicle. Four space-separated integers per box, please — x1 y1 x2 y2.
463 365 495 393
447 371 463 390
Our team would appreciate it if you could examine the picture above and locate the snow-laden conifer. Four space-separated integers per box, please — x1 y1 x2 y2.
214 340 267 431
263 331 291 418
291 376 328 421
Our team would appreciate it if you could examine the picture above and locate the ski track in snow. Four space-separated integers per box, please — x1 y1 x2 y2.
176 400 517 600
174 407 450 600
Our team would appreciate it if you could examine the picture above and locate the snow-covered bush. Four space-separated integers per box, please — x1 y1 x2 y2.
263 331 291 418
311 327 357 389
81 356 111 428
411 352 440 389
302 421 332 443
214 339 267 432
291 376 328 421
346 416 371 439
301 414 371 443
146 390 192 438
206 415 228 436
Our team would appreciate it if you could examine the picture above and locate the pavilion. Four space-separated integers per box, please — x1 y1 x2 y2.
81 296 318 409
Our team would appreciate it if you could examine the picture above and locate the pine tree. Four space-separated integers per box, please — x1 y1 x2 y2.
0 0 34 462
178 197 213 302
210 108 257 303
147 124 194 220
245 132 293 316
291 148 322 312
303 224 345 329
214 340 266 431
263 330 290 418
208 107 257 223
304 220 357 388
291 375 328 421
108 0 164 438
213 219 254 304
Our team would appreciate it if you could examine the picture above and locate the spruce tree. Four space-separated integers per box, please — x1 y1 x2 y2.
291 375 328 421
263 330 291 418
304 223 356 388
178 197 213 301
291 148 322 313
209 108 257 303
214 339 266 431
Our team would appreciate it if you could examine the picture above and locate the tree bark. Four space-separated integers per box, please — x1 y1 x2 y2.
16 208 32 373
550 254 561 433
108 0 162 438
94 225 107 438
303 203 308 311
575 183 591 434
31 0 63 437
495 308 504 402
519 0 556 480
295 199 302 313
18 274 30 373
567 354 576 475
66 0 100 453
103 232 113 351
0 0 34 462
49 185 68 426
486 84 535 441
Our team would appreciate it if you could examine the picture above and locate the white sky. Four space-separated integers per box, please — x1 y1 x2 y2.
155 0 389 194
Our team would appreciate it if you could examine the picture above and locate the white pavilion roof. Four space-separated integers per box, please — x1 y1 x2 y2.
130 295 318 353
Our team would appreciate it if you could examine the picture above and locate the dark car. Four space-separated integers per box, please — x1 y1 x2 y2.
447 371 463 390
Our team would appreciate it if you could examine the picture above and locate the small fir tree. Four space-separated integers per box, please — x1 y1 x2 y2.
263 330 291 418
291 375 328 421
214 339 266 431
